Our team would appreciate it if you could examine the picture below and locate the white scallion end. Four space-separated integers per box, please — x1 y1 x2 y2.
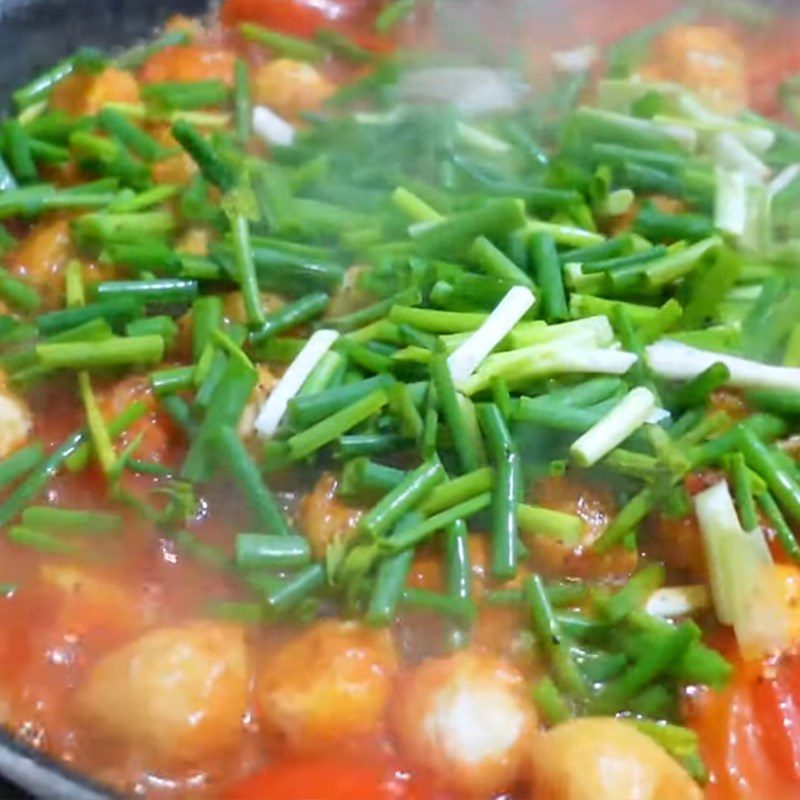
597 78 683 113
769 163 800 199
456 122 512 155
676 92 722 124
652 117 699 152
252 105 295 147
544 348 637 376
647 339 800 392
727 285 762 303
562 262 584 290
353 109 401 125
254 329 340 438
570 386 656 467
693 481 785 659
601 188 635 216
460 346 637 396
508 314 614 350
735 125 776 154
646 407 671 425
694 481 755 624
713 132 770 184
743 182 771 252
676 94 776 152
449 286 535 384
714 167 747 237
552 44 598 74
17 99 48 126
408 219 439 238
646 585 710 618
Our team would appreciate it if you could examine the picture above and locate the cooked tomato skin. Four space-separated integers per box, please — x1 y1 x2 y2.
749 44 800 115
219 0 391 53
688 642 800 800
220 0 373 38
224 756 435 800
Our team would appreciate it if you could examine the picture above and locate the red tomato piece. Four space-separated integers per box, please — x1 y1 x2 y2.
219 0 391 53
225 756 434 800
689 647 800 800
220 0 371 38
749 48 800 115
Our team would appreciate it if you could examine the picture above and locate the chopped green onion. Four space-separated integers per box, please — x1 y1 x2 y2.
518 504 583 546
360 458 445 539
182 357 257 482
37 335 164 370
8 526 77 554
115 30 190 69
256 329 340 437
240 22 325 62
77 372 116 474
21 506 121 534
143 80 230 111
386 493 492 552
530 232 568 322
171 120 236 191
288 389 389 461
571 387 656 467
524 574 589 699
230 212 265 327
0 443 44 491
216 426 295 537
400 588 476 621
249 293 329 345
235 533 310 570
478 404 521 580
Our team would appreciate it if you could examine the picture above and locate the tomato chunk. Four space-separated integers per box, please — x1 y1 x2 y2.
221 0 369 37
689 645 800 799
748 36 800 115
225 756 434 800
220 0 390 52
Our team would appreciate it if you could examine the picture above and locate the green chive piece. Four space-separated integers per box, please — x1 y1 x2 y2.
360 458 446 539
0 443 44 491
249 293 329 345
8 526 77 554
386 493 492 553
0 431 85 526
739 426 800 528
288 389 389 462
524 574 589 699
171 119 236 191
182 357 257 482
65 401 148 473
115 30 190 70
517 504 584 546
235 533 310 570
37 335 165 370
78 372 116 474
478 404 521 580
240 22 326 62
530 232 568 322
215 427 295 537
430 351 481 474
21 506 121 534
234 59 251 147
231 212 266 326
